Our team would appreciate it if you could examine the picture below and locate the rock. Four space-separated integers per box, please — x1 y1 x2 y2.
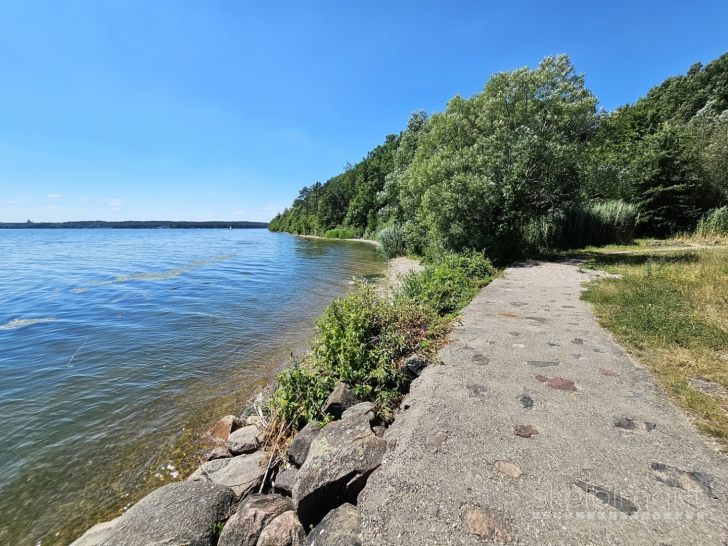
599 368 620 377
402 354 428 378
494 461 522 479
519 395 534 409
340 402 374 421
460 506 517 542
256 511 305 546
228 425 261 455
372 425 386 437
212 415 243 442
188 451 266 497
304 503 362 546
207 447 233 461
218 494 293 546
514 425 539 438
274 468 298 497
245 415 262 427
293 413 386 528
70 518 120 546
322 382 356 419
99 481 235 546
288 422 321 467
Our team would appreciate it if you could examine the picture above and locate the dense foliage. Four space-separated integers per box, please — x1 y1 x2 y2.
268 253 494 429
270 53 728 260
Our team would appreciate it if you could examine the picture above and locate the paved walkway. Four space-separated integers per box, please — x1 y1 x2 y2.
359 260 728 545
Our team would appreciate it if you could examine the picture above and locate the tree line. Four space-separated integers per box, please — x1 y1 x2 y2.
270 53 728 261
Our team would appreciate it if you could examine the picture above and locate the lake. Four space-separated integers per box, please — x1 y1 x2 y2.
0 229 386 545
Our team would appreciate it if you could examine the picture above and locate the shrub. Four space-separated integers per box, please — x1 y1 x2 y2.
561 200 638 248
377 223 406 258
694 206 728 237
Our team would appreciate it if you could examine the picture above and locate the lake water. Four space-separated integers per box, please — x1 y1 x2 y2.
0 229 386 545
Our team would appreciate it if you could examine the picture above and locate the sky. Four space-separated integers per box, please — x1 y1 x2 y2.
1 1 727 223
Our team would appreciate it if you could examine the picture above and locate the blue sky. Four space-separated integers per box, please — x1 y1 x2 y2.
1 1 727 223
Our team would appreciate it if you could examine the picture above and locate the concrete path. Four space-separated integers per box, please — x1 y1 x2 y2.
359 260 728 545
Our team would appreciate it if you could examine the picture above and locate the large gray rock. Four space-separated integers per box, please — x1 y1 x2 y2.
228 425 260 455
293 413 386 528
273 468 298 497
288 422 321 467
218 494 293 546
211 415 243 443
188 451 266 497
256 511 305 546
322 382 355 419
304 503 362 546
70 518 120 546
100 481 235 546
340 402 374 421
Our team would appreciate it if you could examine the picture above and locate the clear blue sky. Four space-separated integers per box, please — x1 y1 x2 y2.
1 1 727 223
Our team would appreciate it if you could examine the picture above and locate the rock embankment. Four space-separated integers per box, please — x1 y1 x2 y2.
71 381 374 546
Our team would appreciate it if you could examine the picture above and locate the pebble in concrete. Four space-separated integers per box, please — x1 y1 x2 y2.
494 461 523 479
527 361 559 368
572 338 585 345
471 354 490 365
514 425 539 438
535 375 577 391
600 368 619 377
460 506 517 543
650 463 717 498
425 432 448 453
574 481 638 515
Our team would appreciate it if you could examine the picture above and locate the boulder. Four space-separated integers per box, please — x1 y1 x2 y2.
99 481 235 546
304 503 362 546
256 511 305 546
340 402 374 421
293 413 386 528
245 415 262 427
273 468 298 497
228 425 260 455
402 354 428 379
322 383 355 419
212 415 243 442
207 446 233 461
288 422 321 467
218 494 293 546
188 451 266 497
70 518 120 546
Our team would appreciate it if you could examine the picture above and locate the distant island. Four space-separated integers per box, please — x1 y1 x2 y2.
0 220 269 229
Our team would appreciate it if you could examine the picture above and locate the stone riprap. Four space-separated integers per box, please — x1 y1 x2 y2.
359 260 728 545
99 481 235 546
304 503 363 546
218 493 293 546
187 450 266 498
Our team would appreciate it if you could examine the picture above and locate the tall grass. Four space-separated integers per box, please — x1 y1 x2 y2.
324 227 359 239
694 206 728 238
523 200 639 253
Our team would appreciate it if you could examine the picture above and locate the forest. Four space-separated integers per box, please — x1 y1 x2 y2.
269 53 728 262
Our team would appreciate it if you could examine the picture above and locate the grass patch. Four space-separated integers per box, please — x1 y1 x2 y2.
324 227 359 239
266 252 494 438
581 249 728 444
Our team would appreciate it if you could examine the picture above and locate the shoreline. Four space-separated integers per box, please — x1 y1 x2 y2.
293 233 381 246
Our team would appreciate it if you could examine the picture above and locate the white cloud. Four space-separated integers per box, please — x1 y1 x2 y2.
232 211 245 215
80 197 87 201
47 194 64 198
103 198 122 206
38 205 59 209
111 207 119 211
7 200 16 204
6 205 21 209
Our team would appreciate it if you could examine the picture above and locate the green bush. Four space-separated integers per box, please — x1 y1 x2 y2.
694 206 728 237
324 227 359 239
562 200 639 248
377 223 406 258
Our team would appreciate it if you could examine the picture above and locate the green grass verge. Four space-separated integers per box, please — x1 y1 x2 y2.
581 249 728 444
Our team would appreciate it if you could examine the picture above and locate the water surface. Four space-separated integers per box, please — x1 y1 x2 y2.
0 229 385 545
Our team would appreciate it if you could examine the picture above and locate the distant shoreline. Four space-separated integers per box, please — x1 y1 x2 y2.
295 233 381 246
0 221 269 229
